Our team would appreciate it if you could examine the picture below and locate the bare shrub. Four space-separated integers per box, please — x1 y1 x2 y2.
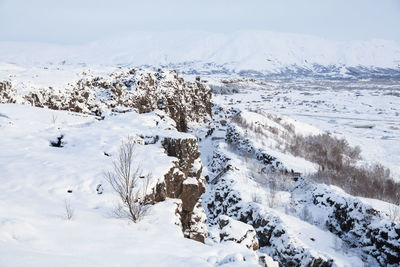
252 165 294 195
388 205 400 223
251 192 262 204
104 138 151 223
284 131 400 204
287 133 361 172
51 113 58 125
232 115 252 130
274 172 295 191
232 113 284 139
311 163 400 205
64 200 74 220
267 180 277 208
267 126 279 135
300 206 313 223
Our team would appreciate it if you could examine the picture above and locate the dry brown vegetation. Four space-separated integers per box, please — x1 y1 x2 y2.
286 133 399 204
311 164 400 205
286 133 361 172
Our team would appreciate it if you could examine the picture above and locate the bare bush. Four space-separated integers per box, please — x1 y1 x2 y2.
251 192 262 204
311 163 400 205
388 205 400 223
250 161 295 199
267 180 278 208
284 131 400 204
104 138 151 223
51 113 58 125
64 200 74 220
263 112 295 134
286 133 361 172
300 206 313 223
285 195 297 215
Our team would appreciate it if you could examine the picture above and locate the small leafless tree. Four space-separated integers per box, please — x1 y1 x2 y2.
51 113 58 125
267 180 277 208
300 206 313 223
251 192 262 204
64 200 74 220
104 138 150 223
388 204 400 223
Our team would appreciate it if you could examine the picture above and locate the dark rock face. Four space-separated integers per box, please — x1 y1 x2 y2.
21 69 212 132
25 83 98 114
162 137 207 242
148 136 207 243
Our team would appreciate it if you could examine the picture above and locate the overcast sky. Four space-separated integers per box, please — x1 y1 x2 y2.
0 0 399 44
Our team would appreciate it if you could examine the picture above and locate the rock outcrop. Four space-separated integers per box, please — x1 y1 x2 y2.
146 136 207 243
20 69 212 132
161 137 207 242
0 81 21 104
218 215 259 250
226 123 285 171
205 175 334 266
293 181 400 266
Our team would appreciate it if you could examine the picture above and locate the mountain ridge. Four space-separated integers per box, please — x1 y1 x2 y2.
1 31 399 78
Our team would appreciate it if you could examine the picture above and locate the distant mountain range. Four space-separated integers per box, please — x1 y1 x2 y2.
1 30 400 79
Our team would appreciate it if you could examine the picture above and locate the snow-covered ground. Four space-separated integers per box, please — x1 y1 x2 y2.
0 104 266 267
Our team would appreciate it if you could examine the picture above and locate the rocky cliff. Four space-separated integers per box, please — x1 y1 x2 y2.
161 136 207 242
143 135 207 243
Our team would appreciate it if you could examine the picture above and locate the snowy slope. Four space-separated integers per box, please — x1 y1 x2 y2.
0 104 268 267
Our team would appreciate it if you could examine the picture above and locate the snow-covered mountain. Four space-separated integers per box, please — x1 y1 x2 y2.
1 31 400 78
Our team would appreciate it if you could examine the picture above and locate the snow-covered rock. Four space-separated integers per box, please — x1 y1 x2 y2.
225 122 285 172
293 180 400 266
0 80 23 104
158 136 208 242
4 68 212 132
218 215 259 250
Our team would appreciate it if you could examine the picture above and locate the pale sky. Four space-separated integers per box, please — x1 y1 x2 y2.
0 0 399 44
